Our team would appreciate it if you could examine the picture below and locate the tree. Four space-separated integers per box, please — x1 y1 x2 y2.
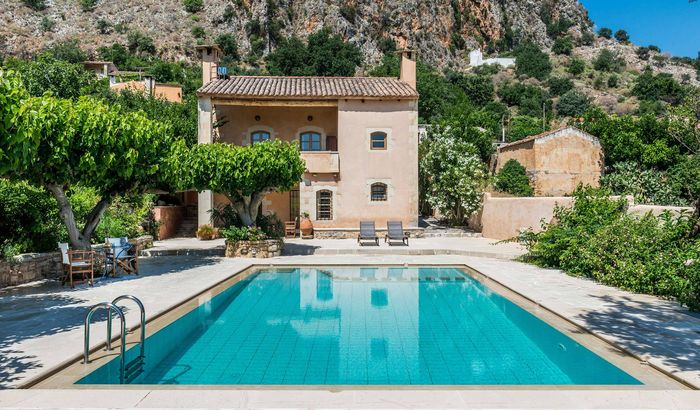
266 37 311 75
494 159 533 196
633 68 686 105
0 71 172 249
216 33 239 62
598 27 613 39
42 40 87 63
451 73 494 106
420 126 487 225
557 90 590 117
8 55 97 99
593 49 625 72
515 42 552 80
169 140 305 226
127 31 156 55
614 29 630 43
547 76 574 96
21 0 46 11
509 115 543 141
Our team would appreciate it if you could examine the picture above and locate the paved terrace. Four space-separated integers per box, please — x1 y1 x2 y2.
1 237 699 407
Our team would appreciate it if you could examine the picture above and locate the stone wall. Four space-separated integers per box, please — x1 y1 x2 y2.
225 239 283 258
312 227 425 239
0 235 154 289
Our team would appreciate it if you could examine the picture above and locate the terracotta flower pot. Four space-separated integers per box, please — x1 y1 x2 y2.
299 217 313 237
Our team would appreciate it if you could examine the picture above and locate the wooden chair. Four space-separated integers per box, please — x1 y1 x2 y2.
385 221 409 246
106 237 139 276
357 221 379 246
58 243 95 288
284 220 297 239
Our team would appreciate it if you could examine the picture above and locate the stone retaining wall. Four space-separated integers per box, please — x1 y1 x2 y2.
225 239 283 258
312 228 425 239
0 235 154 289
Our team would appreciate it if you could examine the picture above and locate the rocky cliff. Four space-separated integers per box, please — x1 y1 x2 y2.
0 0 591 68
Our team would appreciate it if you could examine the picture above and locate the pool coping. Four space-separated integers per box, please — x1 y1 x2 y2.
23 263 694 390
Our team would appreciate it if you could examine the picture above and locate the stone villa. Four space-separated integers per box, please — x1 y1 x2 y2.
194 46 420 232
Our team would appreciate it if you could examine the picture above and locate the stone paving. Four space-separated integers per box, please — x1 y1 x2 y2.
1 237 699 402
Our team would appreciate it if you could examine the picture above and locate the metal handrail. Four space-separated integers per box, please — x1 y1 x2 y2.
83 302 126 384
109 295 146 360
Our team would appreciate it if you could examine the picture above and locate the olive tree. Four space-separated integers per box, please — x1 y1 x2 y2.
0 71 172 249
420 125 487 225
169 140 305 226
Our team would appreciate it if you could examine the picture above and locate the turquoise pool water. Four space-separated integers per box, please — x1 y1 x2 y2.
78 267 641 385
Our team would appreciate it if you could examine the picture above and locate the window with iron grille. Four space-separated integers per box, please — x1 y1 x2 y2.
300 132 322 151
370 132 387 150
316 190 333 220
251 130 271 145
370 183 387 201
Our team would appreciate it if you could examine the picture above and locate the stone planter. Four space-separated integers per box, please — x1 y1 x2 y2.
225 239 283 258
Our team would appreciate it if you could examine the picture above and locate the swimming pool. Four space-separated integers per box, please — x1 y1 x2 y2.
77 266 641 385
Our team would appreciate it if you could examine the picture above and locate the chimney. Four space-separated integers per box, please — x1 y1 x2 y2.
196 45 221 85
398 49 416 89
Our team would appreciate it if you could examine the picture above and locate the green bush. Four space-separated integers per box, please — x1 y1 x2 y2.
632 68 686 105
216 33 239 62
567 57 586 76
494 159 533 196
220 226 268 241
183 0 203 13
552 36 573 55
22 0 46 11
515 41 552 80
607 74 619 88
614 29 630 43
498 82 552 117
451 73 494 106
80 0 98 12
127 31 156 55
547 76 574 96
601 162 685 206
598 27 613 39
191 25 206 39
518 187 700 310
509 115 543 142
557 90 590 117
40 17 55 32
593 49 625 72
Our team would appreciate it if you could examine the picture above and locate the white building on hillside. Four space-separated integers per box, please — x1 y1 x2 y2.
469 49 515 68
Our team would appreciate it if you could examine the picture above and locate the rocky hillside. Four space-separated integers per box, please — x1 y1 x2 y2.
0 0 591 68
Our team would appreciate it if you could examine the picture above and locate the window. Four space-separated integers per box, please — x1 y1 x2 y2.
251 130 271 145
316 190 333 220
370 183 387 201
370 132 387 150
300 131 322 151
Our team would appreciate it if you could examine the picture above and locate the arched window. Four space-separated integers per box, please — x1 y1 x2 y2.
316 190 333 220
370 132 387 150
300 131 322 151
250 130 271 145
370 183 387 201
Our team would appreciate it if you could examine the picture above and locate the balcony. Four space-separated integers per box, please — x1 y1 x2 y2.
300 151 340 174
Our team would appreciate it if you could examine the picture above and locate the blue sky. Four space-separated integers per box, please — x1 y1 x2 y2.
580 0 700 57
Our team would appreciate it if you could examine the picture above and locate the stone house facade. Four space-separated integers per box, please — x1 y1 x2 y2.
495 126 604 196
194 46 420 231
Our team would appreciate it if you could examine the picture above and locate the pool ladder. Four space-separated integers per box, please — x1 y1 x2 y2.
83 295 146 384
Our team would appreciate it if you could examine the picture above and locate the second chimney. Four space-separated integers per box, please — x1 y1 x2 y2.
399 49 416 90
196 45 221 85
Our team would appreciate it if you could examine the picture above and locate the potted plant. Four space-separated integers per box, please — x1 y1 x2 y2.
299 212 313 238
196 224 218 240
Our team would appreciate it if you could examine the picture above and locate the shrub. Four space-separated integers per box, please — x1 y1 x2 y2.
597 27 612 39
607 74 619 88
593 49 625 72
40 17 55 32
552 36 573 55
127 31 156 55
547 76 574 96
557 90 590 117
498 82 552 117
601 162 685 206
452 73 494 106
636 46 650 61
509 115 543 142
567 57 586 76
632 68 686 105
196 224 218 240
580 31 595 46
80 0 98 12
256 214 284 239
191 25 205 39
216 33 239 62
183 0 203 13
220 226 268 241
94 193 155 243
96 19 112 34
614 29 630 43
515 41 552 80
22 0 46 11
339 5 356 22
494 159 533 196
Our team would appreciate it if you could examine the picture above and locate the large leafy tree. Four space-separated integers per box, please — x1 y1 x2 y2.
0 71 172 249
169 140 305 226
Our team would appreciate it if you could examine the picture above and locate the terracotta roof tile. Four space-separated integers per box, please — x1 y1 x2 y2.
197 76 418 99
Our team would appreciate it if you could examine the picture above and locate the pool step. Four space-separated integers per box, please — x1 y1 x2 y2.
124 357 145 383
